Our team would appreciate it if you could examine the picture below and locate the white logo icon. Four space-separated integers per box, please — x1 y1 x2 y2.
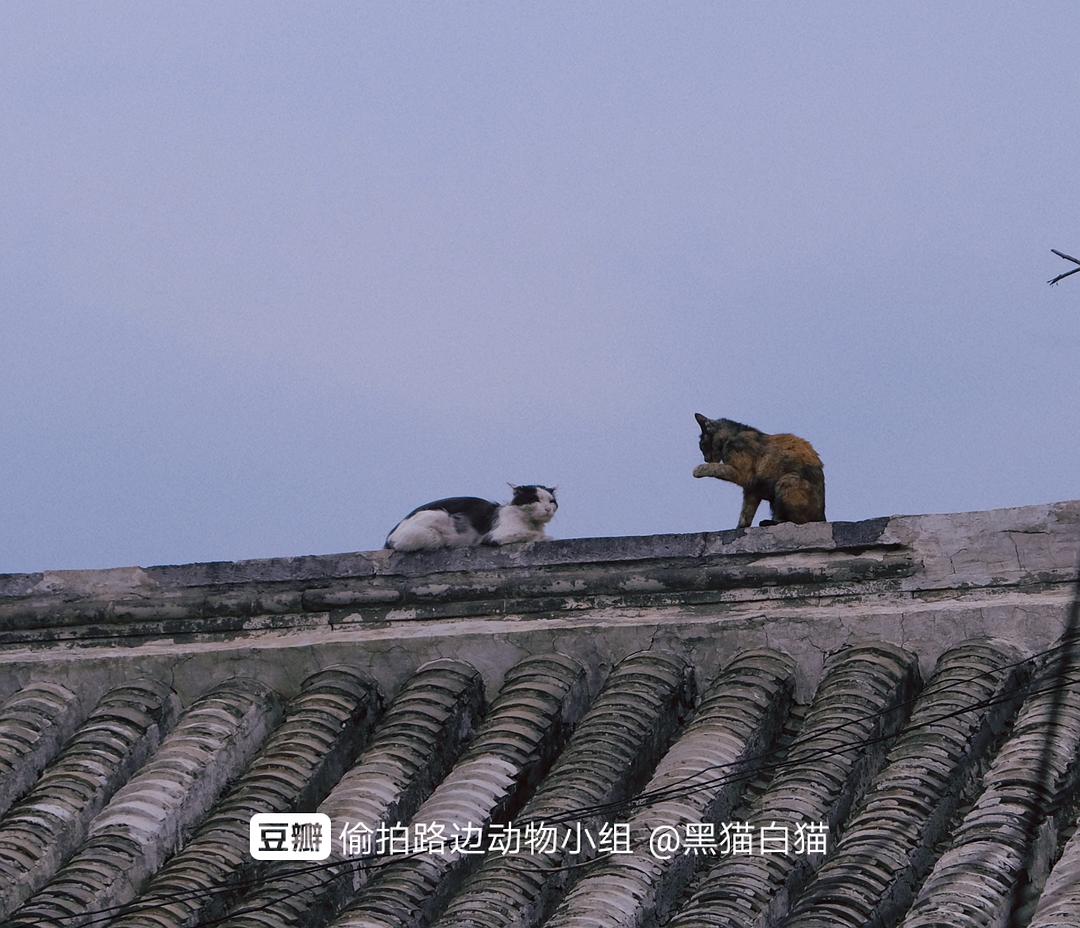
250 813 332 860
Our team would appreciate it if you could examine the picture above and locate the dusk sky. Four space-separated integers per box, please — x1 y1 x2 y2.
2 3 1078 573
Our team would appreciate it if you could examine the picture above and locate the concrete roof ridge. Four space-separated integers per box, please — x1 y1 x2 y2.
1 499 1076 654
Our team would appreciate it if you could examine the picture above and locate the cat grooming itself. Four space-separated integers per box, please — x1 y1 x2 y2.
385 485 558 552
693 413 825 529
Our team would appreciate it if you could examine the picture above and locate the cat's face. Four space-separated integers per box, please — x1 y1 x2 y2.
510 485 558 523
695 413 727 462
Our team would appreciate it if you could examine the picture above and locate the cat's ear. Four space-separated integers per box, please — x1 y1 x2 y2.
695 412 713 432
507 481 520 492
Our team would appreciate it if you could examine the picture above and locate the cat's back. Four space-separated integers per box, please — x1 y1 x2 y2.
765 433 824 471
402 496 499 522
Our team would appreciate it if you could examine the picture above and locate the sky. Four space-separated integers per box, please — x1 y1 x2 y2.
2 2 1079 573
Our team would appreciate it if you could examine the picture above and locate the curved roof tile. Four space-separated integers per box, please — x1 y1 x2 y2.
1 637 1078 928
1029 809 1080 927
7 677 283 928
0 677 179 919
0 681 83 820
666 642 920 928
901 633 1080 928
108 666 382 928
434 650 695 928
785 638 1030 928
218 659 485 928
543 648 798 928
327 653 590 928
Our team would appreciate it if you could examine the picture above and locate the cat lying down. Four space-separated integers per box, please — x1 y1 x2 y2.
385 485 558 552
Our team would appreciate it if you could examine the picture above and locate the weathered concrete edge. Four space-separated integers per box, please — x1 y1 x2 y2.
1 502 1077 639
0 517 895 597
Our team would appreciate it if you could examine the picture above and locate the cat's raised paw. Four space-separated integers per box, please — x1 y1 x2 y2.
692 464 712 478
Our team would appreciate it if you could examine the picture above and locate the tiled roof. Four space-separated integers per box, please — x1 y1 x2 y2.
762 639 1029 928
103 668 381 928
665 643 920 928
899 638 1080 928
0 683 83 820
1 634 1080 928
433 652 695 928
1 501 1079 928
0 678 178 918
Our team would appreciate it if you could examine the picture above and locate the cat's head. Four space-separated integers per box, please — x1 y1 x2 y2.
508 484 558 523
695 413 740 462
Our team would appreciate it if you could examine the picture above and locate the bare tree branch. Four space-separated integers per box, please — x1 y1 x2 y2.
1048 249 1080 285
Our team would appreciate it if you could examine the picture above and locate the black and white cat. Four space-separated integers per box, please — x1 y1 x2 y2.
384 485 558 552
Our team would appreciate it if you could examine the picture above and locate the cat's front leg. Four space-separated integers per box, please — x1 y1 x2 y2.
484 526 549 545
737 492 762 529
693 462 738 481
